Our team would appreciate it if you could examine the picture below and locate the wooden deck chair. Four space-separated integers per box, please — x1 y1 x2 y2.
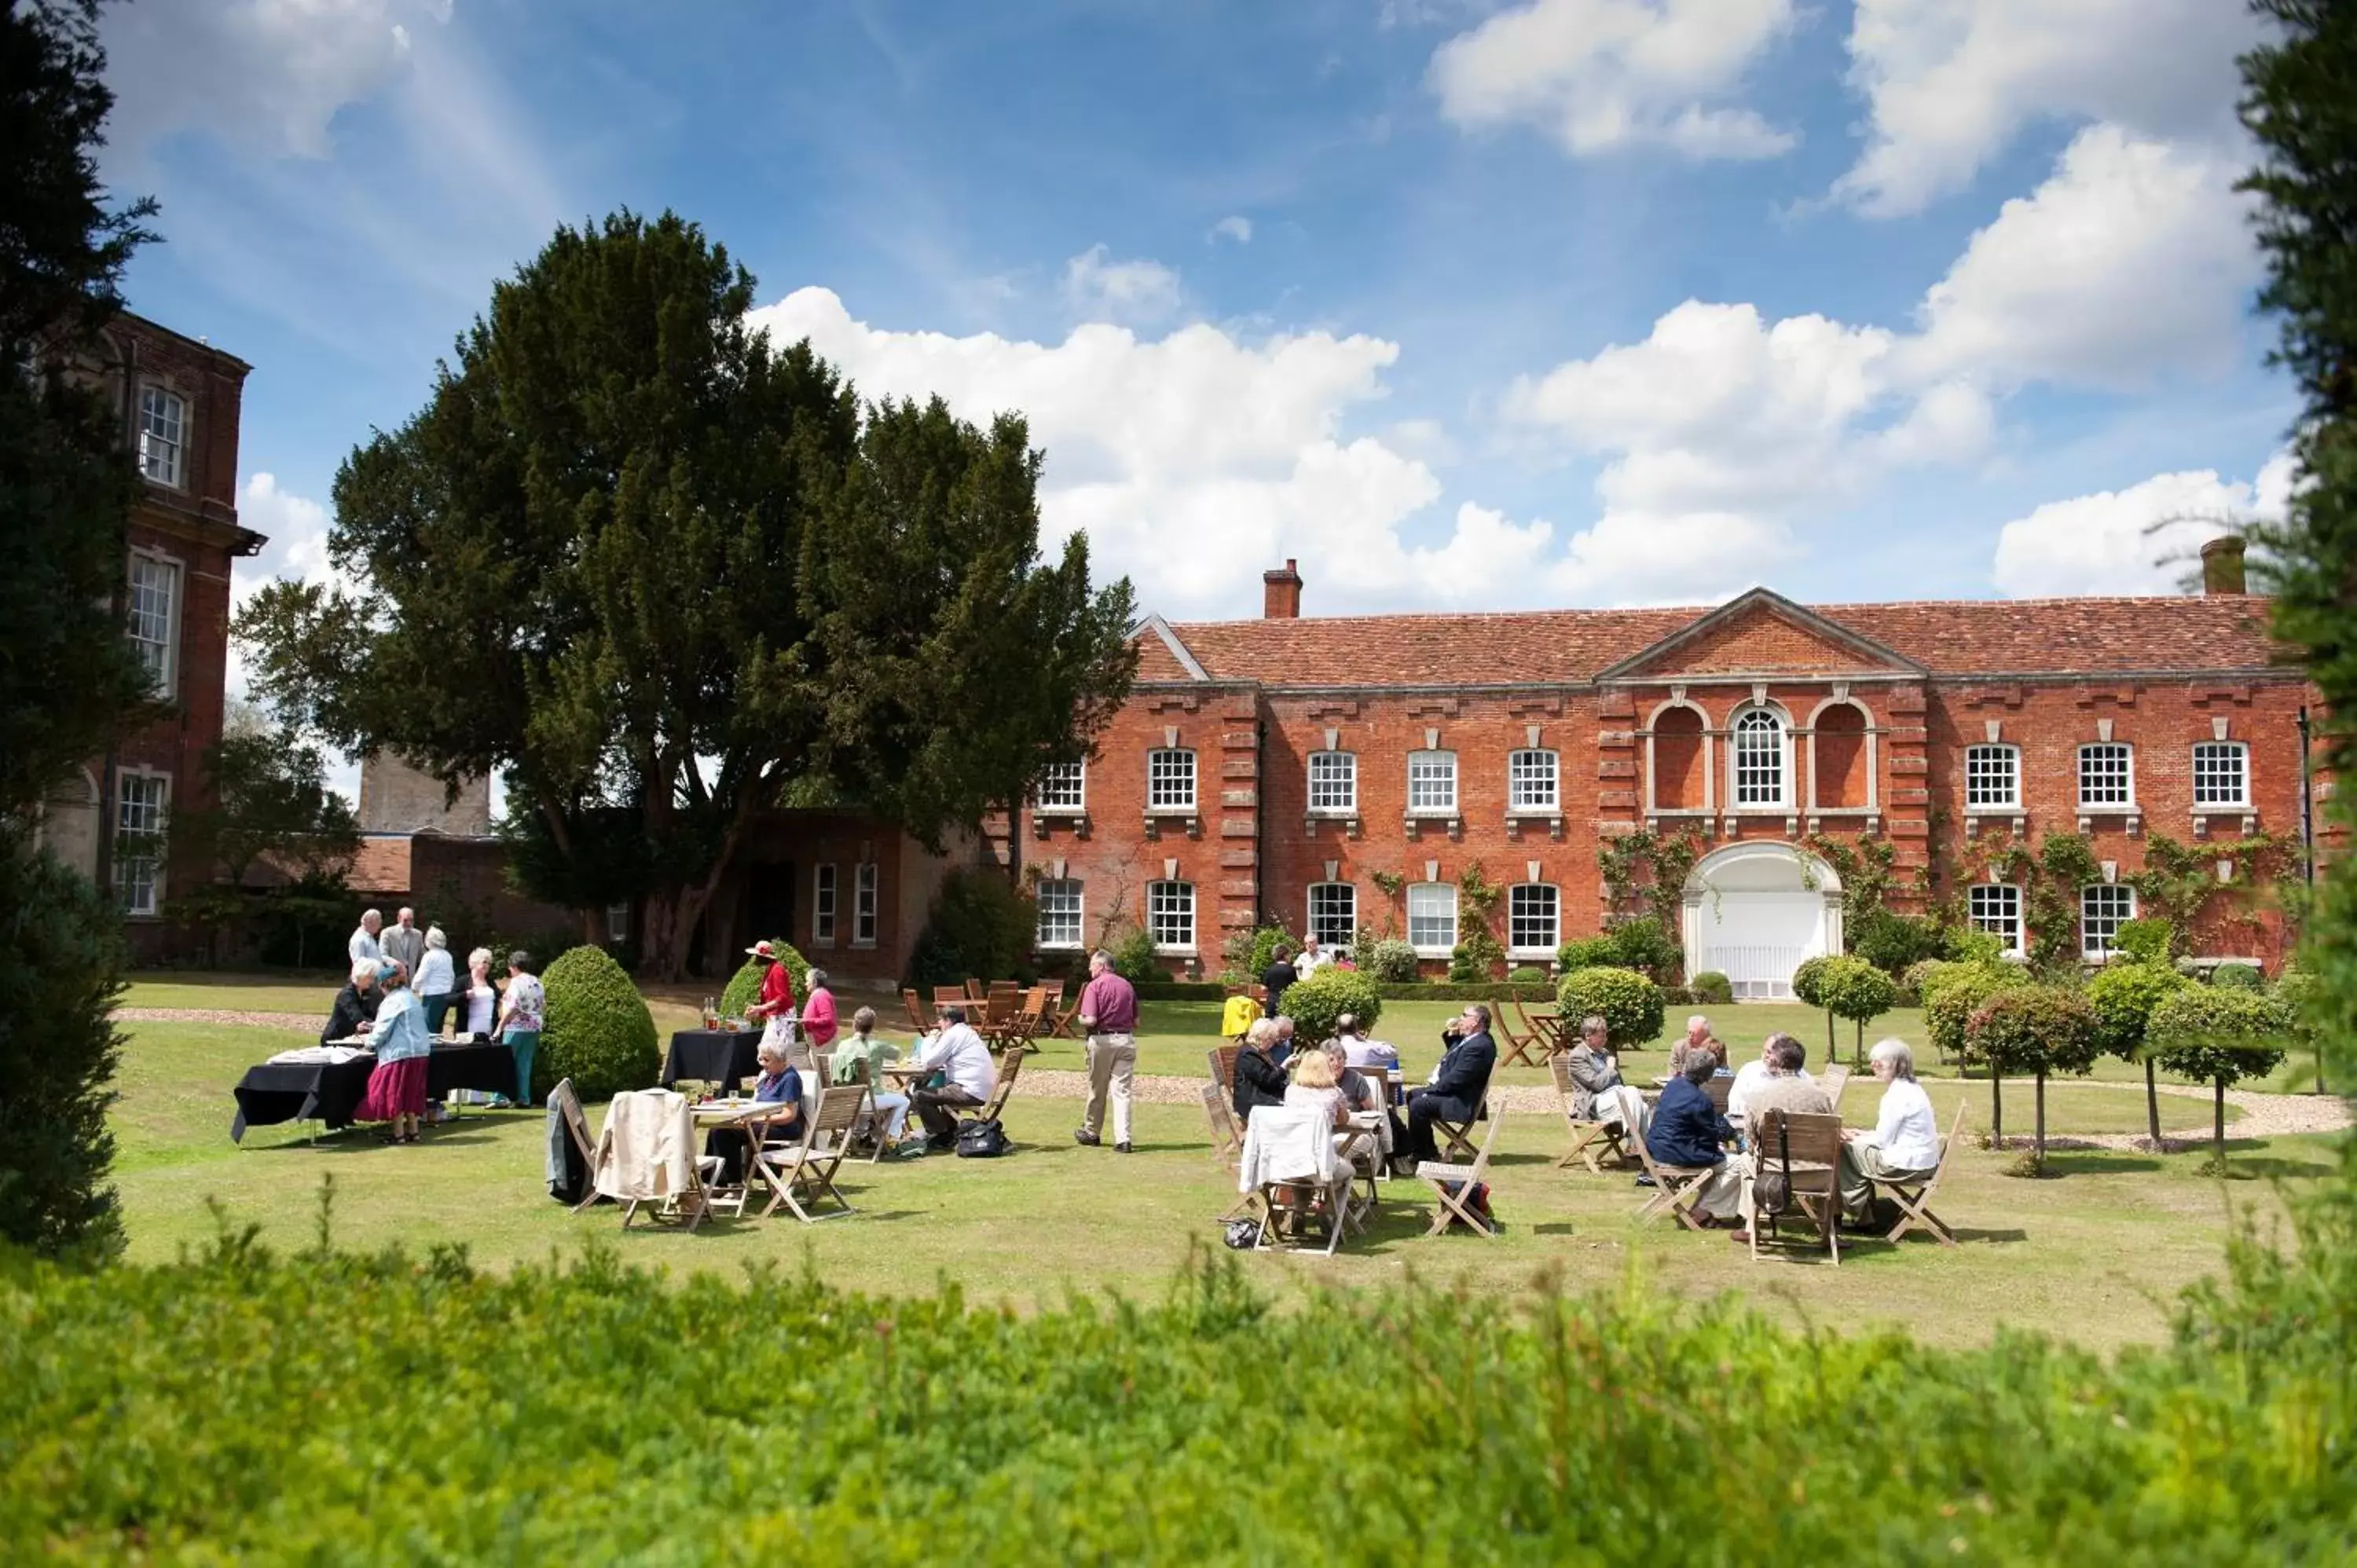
1045 986 1083 1040
901 987 937 1034
1631 1134 1717 1233
985 980 1022 1023
1428 1097 1487 1163
753 1084 867 1222
595 1089 719 1233
1746 1109 1844 1266
1514 996 1564 1057
551 1077 603 1213
1207 1044 1241 1099
933 985 970 1016
1820 1064 1851 1114
1495 1004 1545 1069
1241 1106 1354 1256
964 978 988 1001
1871 1101 1966 1247
1703 1074 1734 1118
1549 1055 1630 1174
955 1043 1026 1134
1417 1105 1506 1237
1201 1080 1243 1164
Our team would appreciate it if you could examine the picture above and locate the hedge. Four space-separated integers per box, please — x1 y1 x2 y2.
1135 981 1560 1005
533 945 659 1103
1278 967 1382 1042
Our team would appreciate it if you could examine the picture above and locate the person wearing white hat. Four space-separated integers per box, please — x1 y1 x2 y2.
743 939 803 1068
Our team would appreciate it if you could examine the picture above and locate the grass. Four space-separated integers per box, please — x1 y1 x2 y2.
108 1006 2337 1354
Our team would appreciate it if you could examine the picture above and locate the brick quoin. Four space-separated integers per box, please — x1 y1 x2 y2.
1028 578 2324 980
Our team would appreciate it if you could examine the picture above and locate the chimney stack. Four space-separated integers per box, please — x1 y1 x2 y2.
1263 557 1303 619
2201 534 2248 596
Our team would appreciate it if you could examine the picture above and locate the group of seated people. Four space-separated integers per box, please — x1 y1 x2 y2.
1230 1004 1497 1176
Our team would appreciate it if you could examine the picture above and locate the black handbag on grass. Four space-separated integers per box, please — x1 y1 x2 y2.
955 1118 1009 1158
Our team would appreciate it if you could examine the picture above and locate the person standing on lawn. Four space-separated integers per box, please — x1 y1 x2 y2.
1260 943 1299 1020
801 968 839 1052
460 948 500 1039
380 907 427 982
496 951 545 1108
347 907 383 965
355 959 431 1144
743 940 801 1067
1073 947 1139 1153
415 926 456 1036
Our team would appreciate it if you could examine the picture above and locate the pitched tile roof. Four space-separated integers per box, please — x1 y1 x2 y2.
1140 595 2295 687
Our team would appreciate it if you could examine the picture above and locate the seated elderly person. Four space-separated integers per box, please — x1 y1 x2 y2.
1233 1016 1290 1123
1644 1050 1743 1224
831 1006 917 1153
321 960 380 1046
1339 1013 1400 1072
1728 1031 1816 1122
1283 1044 1351 1130
1403 1006 1497 1168
909 1006 996 1152
1740 1035 1833 1126
1566 1013 1648 1145
706 1038 804 1185
1839 1038 1942 1223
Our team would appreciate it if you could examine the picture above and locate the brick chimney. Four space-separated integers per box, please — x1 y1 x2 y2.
1263 557 1303 619
2201 534 2248 595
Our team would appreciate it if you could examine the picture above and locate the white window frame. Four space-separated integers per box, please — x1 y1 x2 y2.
1967 884 2023 957
126 550 181 697
2077 742 2135 809
1307 750 1358 815
1146 748 1197 812
1035 760 1086 812
853 862 879 947
1147 880 1196 953
1730 707 1789 809
1508 749 1560 813
1306 882 1357 951
1406 881 1457 957
115 769 170 917
1406 749 1458 815
1508 884 1560 957
1963 743 2019 811
605 899 631 943
1035 877 1083 950
138 383 186 489
812 862 838 947
2081 884 2137 958
2191 741 2249 809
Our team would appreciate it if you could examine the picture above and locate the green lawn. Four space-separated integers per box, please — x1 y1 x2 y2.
110 1010 2333 1354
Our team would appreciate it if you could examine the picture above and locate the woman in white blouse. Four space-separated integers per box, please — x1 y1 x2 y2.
415 927 457 1036
1839 1037 1942 1222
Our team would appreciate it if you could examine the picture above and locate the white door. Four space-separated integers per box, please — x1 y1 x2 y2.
1695 892 1829 999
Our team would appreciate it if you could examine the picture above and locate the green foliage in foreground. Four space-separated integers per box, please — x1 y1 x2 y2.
2 1188 2352 1563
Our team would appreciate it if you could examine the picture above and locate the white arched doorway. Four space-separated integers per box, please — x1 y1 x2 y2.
1681 841 1842 1000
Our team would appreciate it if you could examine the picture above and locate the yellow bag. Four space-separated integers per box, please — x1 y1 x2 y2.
1220 994 1263 1039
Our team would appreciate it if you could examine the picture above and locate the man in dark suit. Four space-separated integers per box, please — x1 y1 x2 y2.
1405 1004 1497 1166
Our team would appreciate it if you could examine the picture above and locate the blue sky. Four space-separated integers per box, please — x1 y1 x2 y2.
101 0 2297 629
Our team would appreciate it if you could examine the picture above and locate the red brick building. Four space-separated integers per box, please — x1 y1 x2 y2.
1017 549 2320 995
33 312 261 960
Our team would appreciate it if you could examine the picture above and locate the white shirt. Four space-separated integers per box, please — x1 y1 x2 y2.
1294 947 1325 975
1868 1078 1941 1170
918 1023 996 1103
1728 1059 1812 1120
464 982 497 1036
414 947 455 998
1343 1037 1398 1070
348 927 380 964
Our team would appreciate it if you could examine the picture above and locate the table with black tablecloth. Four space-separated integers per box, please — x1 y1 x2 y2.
230 1041 521 1141
662 1029 761 1090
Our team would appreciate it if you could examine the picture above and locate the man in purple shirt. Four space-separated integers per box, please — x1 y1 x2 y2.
1073 947 1140 1153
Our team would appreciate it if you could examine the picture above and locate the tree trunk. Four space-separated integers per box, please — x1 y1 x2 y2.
2144 1058 2162 1149
2033 1070 2047 1171
643 812 757 982
2212 1080 2227 1169
1990 1072 2004 1148
1824 1009 1835 1061
1855 1019 1865 1068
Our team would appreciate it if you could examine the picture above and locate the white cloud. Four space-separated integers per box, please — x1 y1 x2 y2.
1991 457 2289 597
1907 126 2260 391
1208 215 1253 245
1061 244 1184 326
1835 0 2260 216
102 0 452 159
1428 0 1798 162
234 473 339 606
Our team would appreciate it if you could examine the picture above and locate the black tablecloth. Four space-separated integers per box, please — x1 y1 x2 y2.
231 1042 519 1141
662 1029 761 1089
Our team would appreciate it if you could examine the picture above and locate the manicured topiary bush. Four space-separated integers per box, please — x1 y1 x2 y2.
1967 985 2100 1167
2088 960 2195 1146
1365 938 1420 983
717 939 811 1020
1556 965 1663 1051
2144 987 2291 1170
1507 965 1550 986
2211 962 2265 991
1687 970 1733 1005
1815 954 1897 1066
1279 966 1382 1044
1926 962 2029 1068
534 945 659 1103
1556 934 1621 972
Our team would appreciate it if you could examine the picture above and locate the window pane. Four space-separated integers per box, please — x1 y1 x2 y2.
1967 884 2021 952
813 864 837 942
1307 883 1356 948
2078 743 2133 806
1148 749 1196 809
1734 710 1783 805
1036 879 1083 948
1307 751 1357 812
1407 750 1457 813
2192 742 2247 807
854 863 878 943
116 775 165 916
127 557 176 690
1406 883 1457 951
1508 749 1559 811
1508 885 1559 953
2081 884 2136 955
1036 761 1086 810
1964 745 2018 808
1148 881 1195 949
139 387 183 485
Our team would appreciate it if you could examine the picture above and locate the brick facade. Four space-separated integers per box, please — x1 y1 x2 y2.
1021 574 2322 987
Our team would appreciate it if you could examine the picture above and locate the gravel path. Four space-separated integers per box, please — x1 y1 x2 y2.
118 1009 2352 1149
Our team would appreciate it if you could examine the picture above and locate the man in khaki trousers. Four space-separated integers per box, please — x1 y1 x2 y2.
1072 947 1140 1153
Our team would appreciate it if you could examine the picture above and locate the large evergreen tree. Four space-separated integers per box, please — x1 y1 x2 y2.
240 211 1137 977
0 0 157 1258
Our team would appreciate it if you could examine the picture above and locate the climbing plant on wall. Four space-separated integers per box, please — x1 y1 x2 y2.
2130 830 2300 957
1596 826 1706 931
1797 831 1912 929
1948 830 2097 973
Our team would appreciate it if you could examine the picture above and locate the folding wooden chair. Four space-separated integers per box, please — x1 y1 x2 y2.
1045 986 1083 1040
985 981 1022 1023
1207 1044 1241 1101
1632 1134 1717 1233
901 988 937 1034
753 1084 868 1222
1820 1064 1851 1115
1201 1080 1243 1165
1703 1075 1734 1119
594 1089 720 1233
1428 1097 1487 1163
1871 1101 1966 1247
1496 1005 1545 1069
954 1043 1025 1136
1241 1106 1354 1256
964 979 988 1002
1549 1055 1630 1174
933 985 970 1016
1417 1104 1505 1237
1515 997 1564 1057
1746 1109 1844 1266
552 1077 603 1214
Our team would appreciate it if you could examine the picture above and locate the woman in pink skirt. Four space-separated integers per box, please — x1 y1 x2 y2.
355 959 432 1143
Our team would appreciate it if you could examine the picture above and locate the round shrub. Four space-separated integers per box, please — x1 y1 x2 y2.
2145 987 2290 1083
1507 965 1550 987
2088 960 2193 1061
1816 954 1896 1028
1967 985 2100 1079
1926 963 2030 1063
1688 970 1734 1006
1110 927 1161 984
1790 954 1833 1009
717 939 811 1020
535 944 659 1103
2210 962 2264 991
1901 958 1952 998
1604 916 1681 982
1556 965 1664 1051
1280 966 1382 1044
1365 939 1420 984
1556 935 1621 973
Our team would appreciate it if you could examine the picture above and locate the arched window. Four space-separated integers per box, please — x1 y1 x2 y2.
1732 708 1787 808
